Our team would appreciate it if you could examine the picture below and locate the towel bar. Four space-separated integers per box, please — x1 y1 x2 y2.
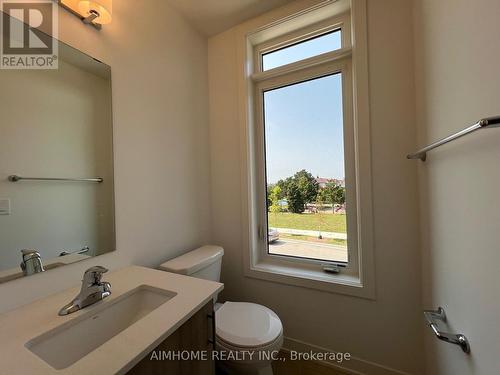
408 116 500 161
8 175 103 183
424 307 470 353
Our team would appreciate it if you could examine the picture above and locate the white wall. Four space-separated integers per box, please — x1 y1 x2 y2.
0 0 211 312
208 1 422 374
0 58 114 270
414 1 500 374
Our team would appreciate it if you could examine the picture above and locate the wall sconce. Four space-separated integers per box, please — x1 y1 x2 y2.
58 0 112 30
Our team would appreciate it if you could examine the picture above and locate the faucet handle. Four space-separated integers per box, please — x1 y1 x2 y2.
82 266 108 286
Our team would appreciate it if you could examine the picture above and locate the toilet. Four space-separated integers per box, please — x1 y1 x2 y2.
159 245 283 375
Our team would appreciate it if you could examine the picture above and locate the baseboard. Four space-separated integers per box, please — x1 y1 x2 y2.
282 337 413 375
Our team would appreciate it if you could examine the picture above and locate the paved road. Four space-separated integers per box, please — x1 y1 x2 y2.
269 238 347 262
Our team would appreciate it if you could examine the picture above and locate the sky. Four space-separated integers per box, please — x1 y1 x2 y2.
263 31 345 184
262 30 342 70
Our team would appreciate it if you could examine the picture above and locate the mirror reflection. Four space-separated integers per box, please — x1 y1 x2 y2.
0 28 115 283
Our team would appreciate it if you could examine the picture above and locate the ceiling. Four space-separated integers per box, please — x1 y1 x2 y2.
166 0 297 36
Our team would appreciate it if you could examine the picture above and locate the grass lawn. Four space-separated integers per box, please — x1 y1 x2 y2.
280 233 347 247
268 212 347 233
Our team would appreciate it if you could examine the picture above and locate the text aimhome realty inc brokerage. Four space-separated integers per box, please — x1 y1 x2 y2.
149 349 352 364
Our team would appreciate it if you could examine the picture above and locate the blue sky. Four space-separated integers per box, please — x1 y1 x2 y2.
262 30 342 70
264 75 345 183
263 31 344 184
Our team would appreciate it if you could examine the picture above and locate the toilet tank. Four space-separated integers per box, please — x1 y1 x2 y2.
159 245 224 282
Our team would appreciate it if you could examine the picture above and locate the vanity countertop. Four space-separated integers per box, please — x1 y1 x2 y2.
0 265 223 375
0 253 91 283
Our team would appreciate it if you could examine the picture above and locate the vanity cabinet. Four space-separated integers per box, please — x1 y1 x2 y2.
128 300 215 375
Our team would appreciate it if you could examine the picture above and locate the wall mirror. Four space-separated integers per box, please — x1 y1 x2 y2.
0 15 115 284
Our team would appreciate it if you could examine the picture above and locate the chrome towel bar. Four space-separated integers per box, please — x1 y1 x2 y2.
8 175 103 183
424 307 470 353
407 116 500 161
59 246 90 257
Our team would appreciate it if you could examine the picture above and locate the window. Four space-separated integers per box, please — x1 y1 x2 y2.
243 4 375 298
262 29 342 71
253 14 355 272
264 73 348 263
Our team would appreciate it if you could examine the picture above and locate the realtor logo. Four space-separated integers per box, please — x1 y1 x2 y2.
1 0 58 69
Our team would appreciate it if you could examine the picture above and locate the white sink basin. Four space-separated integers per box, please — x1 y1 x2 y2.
26 285 176 370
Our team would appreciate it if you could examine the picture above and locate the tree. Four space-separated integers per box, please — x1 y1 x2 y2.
275 179 290 199
319 182 346 213
269 185 283 213
266 184 275 211
293 170 319 204
274 170 320 213
286 181 305 213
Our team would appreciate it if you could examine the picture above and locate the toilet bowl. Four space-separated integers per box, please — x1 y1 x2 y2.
215 302 283 374
159 246 283 374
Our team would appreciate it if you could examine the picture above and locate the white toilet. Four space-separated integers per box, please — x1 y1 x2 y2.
159 245 283 375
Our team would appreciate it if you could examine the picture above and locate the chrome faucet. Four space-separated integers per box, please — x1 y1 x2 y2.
58 266 111 316
20 249 45 276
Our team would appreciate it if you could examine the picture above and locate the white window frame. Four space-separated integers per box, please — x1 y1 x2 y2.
255 14 350 73
240 0 375 299
255 58 357 266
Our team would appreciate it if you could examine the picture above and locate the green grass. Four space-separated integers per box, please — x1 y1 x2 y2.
268 212 347 233
280 233 347 247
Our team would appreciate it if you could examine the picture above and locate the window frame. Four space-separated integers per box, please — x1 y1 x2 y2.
253 14 351 74
254 59 358 275
240 1 375 299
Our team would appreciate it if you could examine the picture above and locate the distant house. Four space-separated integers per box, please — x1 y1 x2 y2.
315 177 345 188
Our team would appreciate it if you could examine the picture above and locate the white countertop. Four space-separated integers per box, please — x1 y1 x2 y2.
0 265 223 375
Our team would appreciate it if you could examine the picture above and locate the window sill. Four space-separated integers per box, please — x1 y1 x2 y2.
245 259 375 299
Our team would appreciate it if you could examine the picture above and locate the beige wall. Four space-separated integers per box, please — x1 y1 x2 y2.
0 0 211 311
9 1 496 373
0 58 114 269
414 1 500 374
208 1 422 374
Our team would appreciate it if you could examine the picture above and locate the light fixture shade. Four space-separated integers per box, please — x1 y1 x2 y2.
78 0 112 24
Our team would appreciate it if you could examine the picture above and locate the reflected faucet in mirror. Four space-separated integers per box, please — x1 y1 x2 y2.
58 266 111 316
20 250 45 276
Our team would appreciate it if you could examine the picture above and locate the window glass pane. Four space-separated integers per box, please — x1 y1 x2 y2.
262 30 342 71
264 73 347 263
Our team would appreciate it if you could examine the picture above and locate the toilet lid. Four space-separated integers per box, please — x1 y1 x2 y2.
216 302 282 347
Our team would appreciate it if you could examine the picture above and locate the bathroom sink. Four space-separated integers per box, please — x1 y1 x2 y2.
25 285 176 370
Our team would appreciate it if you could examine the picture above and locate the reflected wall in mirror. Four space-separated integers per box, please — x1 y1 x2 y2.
0 21 115 284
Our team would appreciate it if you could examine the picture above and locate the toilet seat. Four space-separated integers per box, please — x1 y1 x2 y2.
215 302 283 348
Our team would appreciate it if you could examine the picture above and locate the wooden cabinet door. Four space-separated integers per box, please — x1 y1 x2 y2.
128 301 214 375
